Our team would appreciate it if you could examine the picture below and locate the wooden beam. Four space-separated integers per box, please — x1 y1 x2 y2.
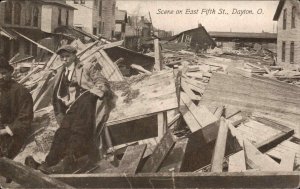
130 64 152 74
52 172 300 189
157 111 168 141
0 158 74 188
117 144 147 174
211 117 228 172
154 38 161 71
141 130 175 173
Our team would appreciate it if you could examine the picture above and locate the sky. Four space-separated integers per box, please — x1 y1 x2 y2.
116 0 279 34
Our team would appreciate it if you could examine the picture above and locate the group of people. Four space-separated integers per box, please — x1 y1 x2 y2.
0 45 114 174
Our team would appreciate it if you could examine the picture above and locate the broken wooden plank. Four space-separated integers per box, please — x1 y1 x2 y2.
130 64 152 74
117 144 147 174
279 152 295 171
180 98 202 133
228 151 247 172
141 130 176 172
244 140 281 171
157 111 168 141
154 38 162 71
181 81 201 101
211 117 228 172
0 157 74 188
159 138 189 172
181 92 218 142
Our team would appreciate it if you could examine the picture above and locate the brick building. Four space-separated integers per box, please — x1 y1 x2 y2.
66 0 116 39
273 0 300 65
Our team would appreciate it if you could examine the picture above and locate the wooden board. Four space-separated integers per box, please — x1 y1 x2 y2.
279 151 295 171
107 70 177 126
244 140 281 171
0 158 74 188
52 172 300 188
228 151 246 172
117 144 147 174
180 92 218 142
211 117 228 172
141 131 176 173
199 73 300 137
159 138 189 172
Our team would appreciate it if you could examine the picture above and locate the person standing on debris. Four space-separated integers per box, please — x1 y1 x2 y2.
26 45 114 174
0 56 33 159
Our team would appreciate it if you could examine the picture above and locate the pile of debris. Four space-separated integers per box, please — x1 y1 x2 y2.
0 36 299 188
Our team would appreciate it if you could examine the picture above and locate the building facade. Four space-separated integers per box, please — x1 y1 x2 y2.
273 0 300 65
66 0 116 39
0 0 74 60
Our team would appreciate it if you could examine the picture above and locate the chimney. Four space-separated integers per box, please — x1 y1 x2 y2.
198 23 202 28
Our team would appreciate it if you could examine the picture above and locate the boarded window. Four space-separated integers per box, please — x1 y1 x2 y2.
58 8 62 26
290 42 294 63
5 2 13 24
283 9 287 30
282 41 286 62
292 6 296 28
14 2 22 25
33 6 39 27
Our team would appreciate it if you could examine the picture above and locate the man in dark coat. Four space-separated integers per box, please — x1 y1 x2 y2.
0 56 33 159
27 45 114 174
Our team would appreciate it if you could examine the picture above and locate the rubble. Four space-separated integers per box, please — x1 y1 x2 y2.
1 31 300 189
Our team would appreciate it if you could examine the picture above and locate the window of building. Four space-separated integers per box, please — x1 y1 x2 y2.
283 9 287 30
93 27 97 35
33 6 39 27
58 8 62 26
94 0 97 7
80 0 85 4
5 1 13 24
66 10 69 26
14 2 22 25
282 41 286 62
290 42 294 63
112 2 116 16
25 6 32 26
74 0 79 4
99 0 102 16
292 6 296 28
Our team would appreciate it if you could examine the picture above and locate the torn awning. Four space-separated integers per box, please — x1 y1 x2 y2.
0 26 18 40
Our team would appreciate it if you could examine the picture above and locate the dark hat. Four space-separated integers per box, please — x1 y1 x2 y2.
0 56 14 72
56 45 77 55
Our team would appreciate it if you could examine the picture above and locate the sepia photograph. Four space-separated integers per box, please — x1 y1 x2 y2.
0 0 299 188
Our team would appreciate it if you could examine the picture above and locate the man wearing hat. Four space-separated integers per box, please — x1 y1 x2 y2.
27 45 114 173
0 56 33 160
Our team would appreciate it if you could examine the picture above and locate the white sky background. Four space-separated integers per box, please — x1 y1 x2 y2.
117 1 279 34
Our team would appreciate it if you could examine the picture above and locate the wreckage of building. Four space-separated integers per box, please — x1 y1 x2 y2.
0 0 300 188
